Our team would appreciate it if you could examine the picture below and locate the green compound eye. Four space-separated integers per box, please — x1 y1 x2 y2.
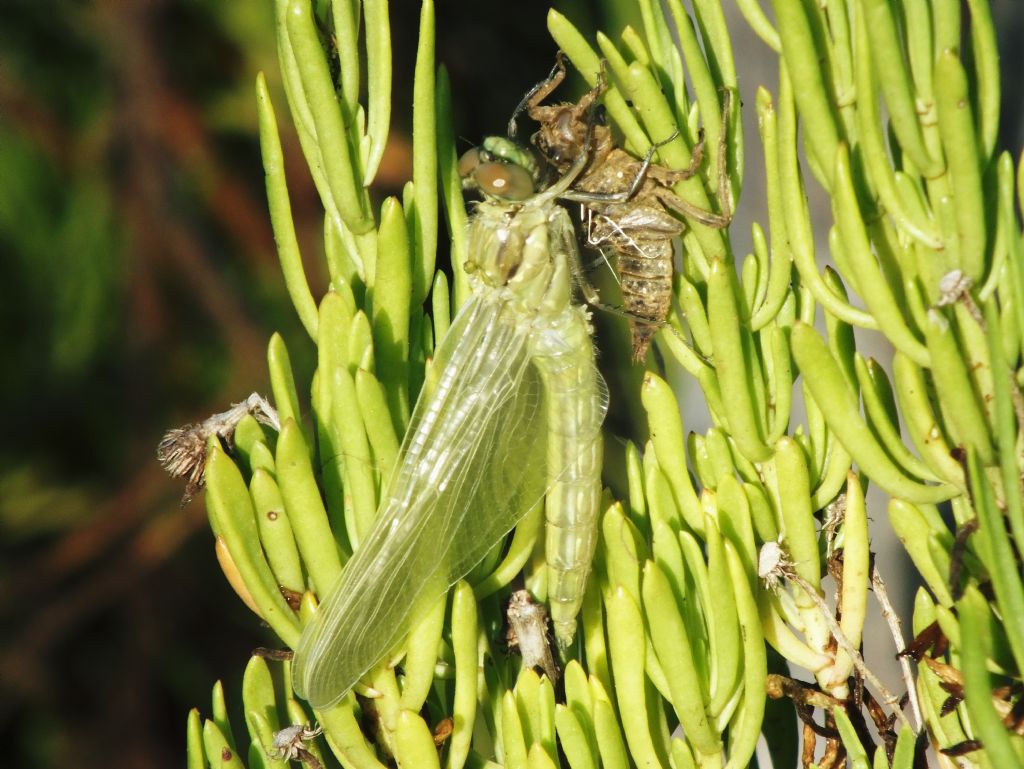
473 161 536 201
479 136 541 179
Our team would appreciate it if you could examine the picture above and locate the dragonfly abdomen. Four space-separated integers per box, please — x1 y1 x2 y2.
543 452 601 644
530 307 605 645
614 239 675 361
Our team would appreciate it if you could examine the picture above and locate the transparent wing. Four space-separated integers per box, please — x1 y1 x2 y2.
293 294 549 708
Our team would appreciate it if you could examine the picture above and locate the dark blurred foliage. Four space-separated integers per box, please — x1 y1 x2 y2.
0 0 620 767
0 0 1020 767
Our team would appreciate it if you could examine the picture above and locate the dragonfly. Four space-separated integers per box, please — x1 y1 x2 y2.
292 127 608 710
512 54 733 361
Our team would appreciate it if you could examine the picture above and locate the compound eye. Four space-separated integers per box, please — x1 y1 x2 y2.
457 147 482 179
474 161 535 201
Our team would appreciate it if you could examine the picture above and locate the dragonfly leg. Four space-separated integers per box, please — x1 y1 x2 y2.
507 52 568 138
655 187 732 228
644 130 705 186
560 143 663 205
525 57 613 176
562 208 606 307
523 56 608 130
640 89 738 195
647 89 734 227
579 208 622 282
560 128 705 207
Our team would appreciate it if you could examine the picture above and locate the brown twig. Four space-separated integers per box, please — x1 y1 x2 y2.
871 562 924 729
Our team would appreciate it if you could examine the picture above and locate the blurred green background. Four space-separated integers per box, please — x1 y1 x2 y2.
0 0 1020 767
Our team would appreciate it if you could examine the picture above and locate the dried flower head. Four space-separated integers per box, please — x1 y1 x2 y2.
270 723 323 767
937 270 973 306
158 393 280 505
757 539 795 592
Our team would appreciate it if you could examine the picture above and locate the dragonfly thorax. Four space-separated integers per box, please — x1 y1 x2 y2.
465 199 573 319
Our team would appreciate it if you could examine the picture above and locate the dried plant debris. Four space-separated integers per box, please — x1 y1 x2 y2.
758 542 911 730
899 621 949 661
506 589 560 682
253 647 294 662
940 739 983 757
767 673 908 768
431 717 454 746
517 54 731 361
923 655 1024 735
280 586 304 611
949 517 979 600
998 684 1024 735
157 392 280 504
767 673 845 716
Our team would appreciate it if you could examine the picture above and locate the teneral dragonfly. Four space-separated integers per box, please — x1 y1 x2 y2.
291 129 607 709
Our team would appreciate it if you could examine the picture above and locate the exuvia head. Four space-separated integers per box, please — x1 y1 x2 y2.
458 136 546 202
533 103 609 169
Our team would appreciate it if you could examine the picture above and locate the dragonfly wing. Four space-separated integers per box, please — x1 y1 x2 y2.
293 294 548 708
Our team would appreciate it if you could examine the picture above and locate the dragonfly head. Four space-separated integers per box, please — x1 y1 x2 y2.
459 136 545 202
